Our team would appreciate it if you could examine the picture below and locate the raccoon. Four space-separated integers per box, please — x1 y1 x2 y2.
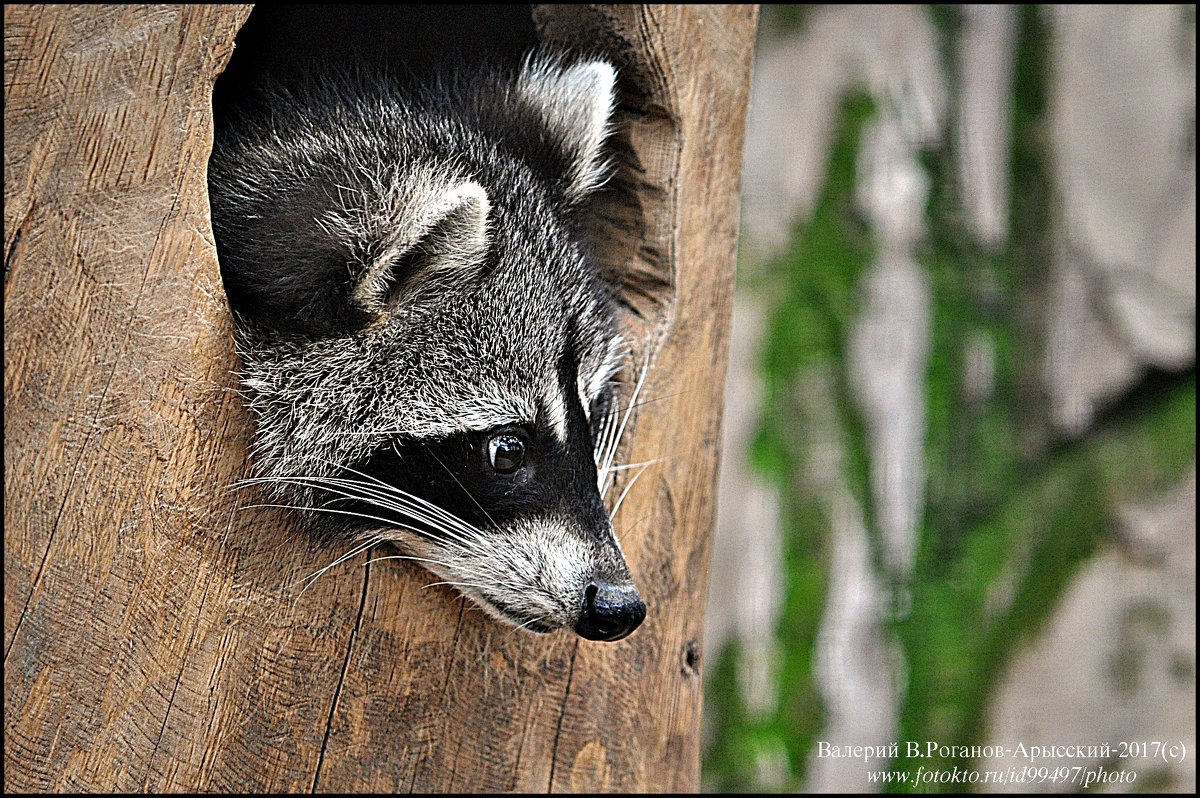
207 56 648 641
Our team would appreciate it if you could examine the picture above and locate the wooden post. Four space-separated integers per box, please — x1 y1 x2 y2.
4 4 757 792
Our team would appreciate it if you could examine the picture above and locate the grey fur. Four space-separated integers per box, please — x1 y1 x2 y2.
209 55 646 637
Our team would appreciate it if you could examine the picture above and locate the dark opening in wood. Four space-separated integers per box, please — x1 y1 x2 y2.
213 4 538 109
209 4 675 341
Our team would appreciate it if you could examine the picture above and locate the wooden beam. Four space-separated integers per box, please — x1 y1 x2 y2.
4 4 756 791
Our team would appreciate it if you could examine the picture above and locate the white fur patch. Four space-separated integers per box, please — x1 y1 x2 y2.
578 334 627 420
518 58 616 200
431 388 539 436
351 180 490 310
543 379 569 443
383 516 593 630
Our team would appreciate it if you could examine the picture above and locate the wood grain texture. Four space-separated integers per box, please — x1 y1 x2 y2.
4 4 756 792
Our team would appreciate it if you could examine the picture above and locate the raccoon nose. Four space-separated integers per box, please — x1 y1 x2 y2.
575 581 647 642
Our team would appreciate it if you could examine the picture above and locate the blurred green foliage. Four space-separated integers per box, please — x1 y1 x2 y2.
703 5 1196 793
705 89 876 792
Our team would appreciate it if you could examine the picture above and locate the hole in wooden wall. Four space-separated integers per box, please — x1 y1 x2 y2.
208 4 672 337
213 4 538 109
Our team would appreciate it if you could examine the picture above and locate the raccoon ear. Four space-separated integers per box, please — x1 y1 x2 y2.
354 181 491 312
517 58 617 201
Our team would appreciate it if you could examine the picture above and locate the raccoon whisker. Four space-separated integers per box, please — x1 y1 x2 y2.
242 473 490 549
254 489 552 624
295 537 379 595
600 395 621 457
506 609 556 638
594 396 619 461
344 503 491 556
421 444 499 529
599 352 654 499
421 579 510 593
603 456 677 498
398 551 513 587
398 560 537 606
243 500 418 536
597 354 649 493
296 536 377 585
306 475 490 549
300 550 375 595
597 412 619 465
609 352 652 465
320 519 504 590
312 454 472 522
610 510 655 546
607 458 668 472
364 556 502 585
617 390 692 415
245 494 486 558
595 398 622 497
619 511 653 534
600 443 621 497
239 476 429 526
315 450 501 550
609 460 653 523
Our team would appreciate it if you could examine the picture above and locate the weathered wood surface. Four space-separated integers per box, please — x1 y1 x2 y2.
4 3 757 792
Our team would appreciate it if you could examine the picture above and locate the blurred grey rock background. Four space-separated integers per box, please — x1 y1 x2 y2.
1045 5 1195 435
705 4 1194 793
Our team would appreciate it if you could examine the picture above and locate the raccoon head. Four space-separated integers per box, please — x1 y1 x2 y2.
211 57 647 641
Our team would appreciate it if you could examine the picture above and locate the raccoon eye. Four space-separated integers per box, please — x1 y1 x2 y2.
487 433 526 474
